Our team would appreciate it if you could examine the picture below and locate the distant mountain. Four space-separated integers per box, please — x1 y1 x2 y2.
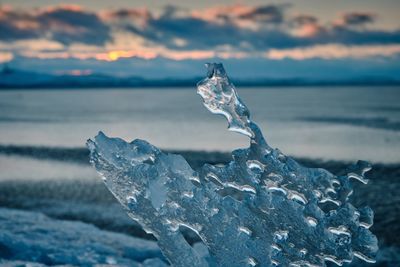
0 66 55 87
1 66 399 89
0 67 198 88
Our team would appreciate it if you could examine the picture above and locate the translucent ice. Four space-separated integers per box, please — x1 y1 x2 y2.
87 63 378 266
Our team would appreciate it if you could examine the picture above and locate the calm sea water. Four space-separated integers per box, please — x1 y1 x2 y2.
0 86 399 163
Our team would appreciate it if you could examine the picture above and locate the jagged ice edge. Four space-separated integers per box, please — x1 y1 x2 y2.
87 63 378 267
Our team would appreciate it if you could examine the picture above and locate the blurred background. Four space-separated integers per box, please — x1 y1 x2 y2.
0 1 399 266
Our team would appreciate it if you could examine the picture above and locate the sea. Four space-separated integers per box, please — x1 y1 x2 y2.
0 86 399 163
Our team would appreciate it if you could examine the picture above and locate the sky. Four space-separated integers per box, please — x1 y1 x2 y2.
1 0 400 80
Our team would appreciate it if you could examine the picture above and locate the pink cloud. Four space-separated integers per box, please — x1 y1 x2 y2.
1 4 399 62
266 44 400 60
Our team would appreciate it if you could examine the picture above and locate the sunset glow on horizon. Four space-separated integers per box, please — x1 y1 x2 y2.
0 1 399 78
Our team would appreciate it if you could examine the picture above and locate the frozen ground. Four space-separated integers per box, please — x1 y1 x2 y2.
0 208 166 266
0 147 399 266
0 86 398 265
0 207 399 267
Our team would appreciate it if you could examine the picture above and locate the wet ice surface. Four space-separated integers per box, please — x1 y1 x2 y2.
88 63 378 266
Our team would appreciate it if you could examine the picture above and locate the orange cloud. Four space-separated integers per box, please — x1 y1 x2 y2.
0 5 111 45
161 50 214 60
19 48 215 61
2 3 400 63
0 52 13 63
41 4 83 13
95 50 157 61
191 4 285 30
191 4 254 22
266 44 400 60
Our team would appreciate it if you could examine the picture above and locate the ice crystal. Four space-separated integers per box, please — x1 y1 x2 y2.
87 63 378 266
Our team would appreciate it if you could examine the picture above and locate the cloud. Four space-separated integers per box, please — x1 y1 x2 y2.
126 16 246 50
103 8 151 20
0 6 41 41
335 12 376 27
237 4 288 24
0 4 400 62
190 4 288 26
10 51 400 80
101 7 151 30
121 4 297 50
0 51 13 63
266 44 400 60
0 5 111 45
120 5 400 52
291 15 319 26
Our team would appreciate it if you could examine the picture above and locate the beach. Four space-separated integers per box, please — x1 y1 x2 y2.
0 87 399 266
0 146 399 266
1 0 399 264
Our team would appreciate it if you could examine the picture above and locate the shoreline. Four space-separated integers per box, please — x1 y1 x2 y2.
0 145 399 245
1 144 399 167
0 144 399 265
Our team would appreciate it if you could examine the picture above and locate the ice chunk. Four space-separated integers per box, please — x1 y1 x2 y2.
87 63 378 266
197 63 253 137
